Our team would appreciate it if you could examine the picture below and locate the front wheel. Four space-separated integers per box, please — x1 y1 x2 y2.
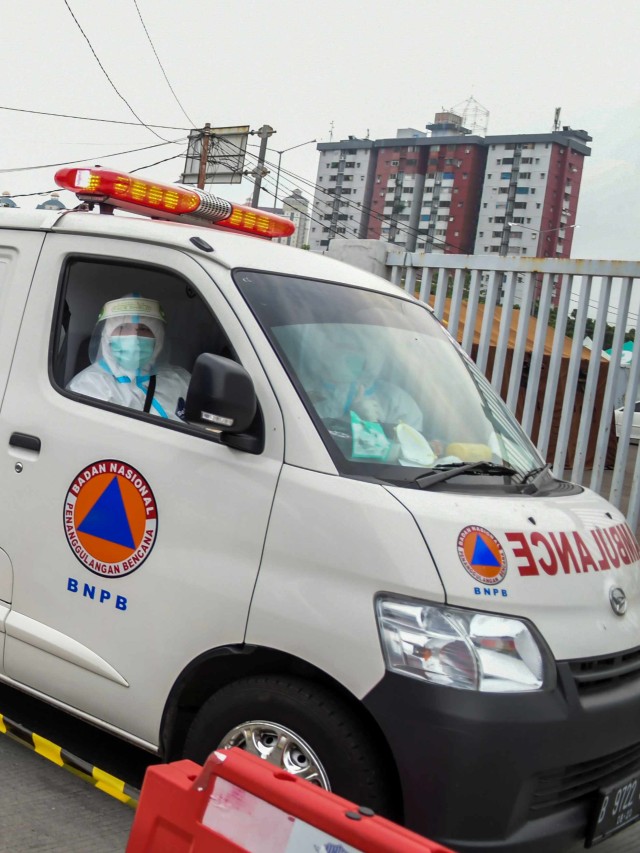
183 674 397 818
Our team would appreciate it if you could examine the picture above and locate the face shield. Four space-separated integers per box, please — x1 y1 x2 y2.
90 295 166 377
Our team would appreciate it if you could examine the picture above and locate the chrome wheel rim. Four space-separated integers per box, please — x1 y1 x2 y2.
217 720 331 789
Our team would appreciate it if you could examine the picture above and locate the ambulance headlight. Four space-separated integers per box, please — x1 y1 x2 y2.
375 597 554 692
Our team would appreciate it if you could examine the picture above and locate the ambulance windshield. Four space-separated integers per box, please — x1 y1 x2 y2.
235 271 543 486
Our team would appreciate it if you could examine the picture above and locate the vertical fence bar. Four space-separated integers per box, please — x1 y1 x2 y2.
537 274 573 459
404 264 417 296
446 268 465 341
390 264 403 287
475 270 500 375
418 266 436 304
521 274 553 436
552 275 593 477
610 338 640 508
572 277 612 483
433 267 448 320
590 278 632 493
506 272 535 413
461 269 482 355
491 271 517 393
626 442 640 531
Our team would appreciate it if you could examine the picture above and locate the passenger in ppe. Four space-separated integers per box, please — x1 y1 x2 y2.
304 324 424 432
67 295 190 422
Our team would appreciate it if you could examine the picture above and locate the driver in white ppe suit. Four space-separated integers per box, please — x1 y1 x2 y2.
67 295 190 422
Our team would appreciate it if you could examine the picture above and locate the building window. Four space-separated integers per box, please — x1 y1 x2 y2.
519 172 531 179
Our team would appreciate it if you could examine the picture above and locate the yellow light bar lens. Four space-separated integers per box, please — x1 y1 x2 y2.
55 167 200 215
217 203 295 239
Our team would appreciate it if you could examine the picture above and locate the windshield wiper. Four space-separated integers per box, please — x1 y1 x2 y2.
415 461 517 490
520 463 552 493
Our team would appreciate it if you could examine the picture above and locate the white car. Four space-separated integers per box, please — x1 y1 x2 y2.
614 401 640 441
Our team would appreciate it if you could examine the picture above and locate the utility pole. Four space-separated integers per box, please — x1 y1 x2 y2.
250 124 275 208
197 123 211 190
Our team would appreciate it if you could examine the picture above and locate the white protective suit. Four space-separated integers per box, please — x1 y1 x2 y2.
67 295 190 422
302 323 423 432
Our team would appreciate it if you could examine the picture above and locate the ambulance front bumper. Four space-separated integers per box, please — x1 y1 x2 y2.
363 661 640 853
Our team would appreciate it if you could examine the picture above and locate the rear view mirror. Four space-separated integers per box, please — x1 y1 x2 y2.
186 354 257 437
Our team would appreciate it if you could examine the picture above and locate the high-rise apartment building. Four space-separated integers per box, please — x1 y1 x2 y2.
309 114 591 259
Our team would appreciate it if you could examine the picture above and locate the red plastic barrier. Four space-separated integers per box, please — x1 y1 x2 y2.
126 747 455 852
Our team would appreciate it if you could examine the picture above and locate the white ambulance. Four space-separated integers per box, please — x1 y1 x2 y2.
0 167 639 852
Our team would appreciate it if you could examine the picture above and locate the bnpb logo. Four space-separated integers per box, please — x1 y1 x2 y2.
457 525 507 585
64 460 157 578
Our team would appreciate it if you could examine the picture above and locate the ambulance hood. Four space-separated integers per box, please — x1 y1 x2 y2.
386 484 640 660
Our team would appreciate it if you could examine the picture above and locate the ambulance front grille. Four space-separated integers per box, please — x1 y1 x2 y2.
568 645 640 694
530 741 640 814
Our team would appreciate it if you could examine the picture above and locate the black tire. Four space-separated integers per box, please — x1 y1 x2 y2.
183 674 396 818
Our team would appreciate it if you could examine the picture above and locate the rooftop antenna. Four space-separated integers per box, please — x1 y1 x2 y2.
451 96 489 136
329 120 335 142
553 107 561 131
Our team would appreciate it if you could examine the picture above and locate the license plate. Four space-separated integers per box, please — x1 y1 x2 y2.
587 772 640 847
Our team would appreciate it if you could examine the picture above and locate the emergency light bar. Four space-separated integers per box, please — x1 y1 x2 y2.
54 167 295 239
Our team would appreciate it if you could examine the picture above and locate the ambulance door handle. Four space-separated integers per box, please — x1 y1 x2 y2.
9 433 41 454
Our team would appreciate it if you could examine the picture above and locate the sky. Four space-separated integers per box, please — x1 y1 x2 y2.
1 0 639 261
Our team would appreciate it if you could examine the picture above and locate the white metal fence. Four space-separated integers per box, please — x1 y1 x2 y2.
386 252 640 529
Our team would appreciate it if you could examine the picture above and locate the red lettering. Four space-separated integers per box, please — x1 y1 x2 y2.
549 532 580 574
624 525 640 561
610 525 631 566
572 532 598 572
600 528 621 568
620 524 640 563
530 532 558 575
506 532 538 576
590 529 611 570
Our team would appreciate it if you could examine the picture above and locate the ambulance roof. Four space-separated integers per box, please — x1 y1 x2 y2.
0 207 406 300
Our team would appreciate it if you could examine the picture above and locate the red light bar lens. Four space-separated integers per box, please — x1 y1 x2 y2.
54 166 296 239
55 167 200 214
216 203 295 239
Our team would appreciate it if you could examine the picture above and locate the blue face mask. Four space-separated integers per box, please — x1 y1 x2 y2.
109 336 155 372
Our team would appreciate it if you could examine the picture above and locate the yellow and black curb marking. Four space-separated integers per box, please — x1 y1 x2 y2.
0 711 139 808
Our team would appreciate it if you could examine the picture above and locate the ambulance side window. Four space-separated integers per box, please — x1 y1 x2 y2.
52 257 233 425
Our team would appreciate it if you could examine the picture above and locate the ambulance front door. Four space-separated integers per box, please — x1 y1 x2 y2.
0 233 284 747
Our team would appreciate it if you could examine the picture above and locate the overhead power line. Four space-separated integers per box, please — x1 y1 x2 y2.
132 0 196 127
0 137 187 174
0 104 190 131
63 0 171 143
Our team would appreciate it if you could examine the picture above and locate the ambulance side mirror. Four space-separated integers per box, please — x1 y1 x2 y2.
185 353 258 438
